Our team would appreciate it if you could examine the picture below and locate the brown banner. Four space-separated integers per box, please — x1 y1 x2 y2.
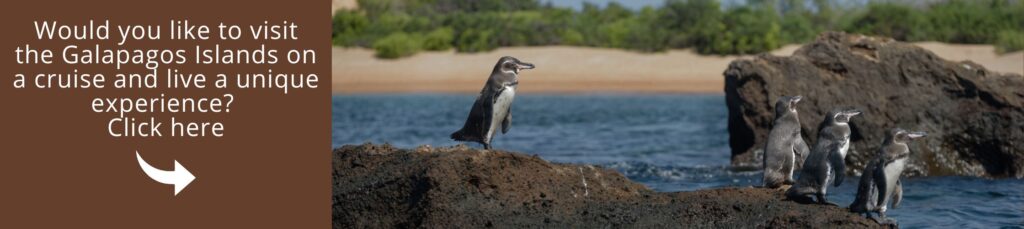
0 0 330 227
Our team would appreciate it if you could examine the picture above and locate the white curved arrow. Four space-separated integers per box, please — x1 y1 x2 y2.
135 151 195 196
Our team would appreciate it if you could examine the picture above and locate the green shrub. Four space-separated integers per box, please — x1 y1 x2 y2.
365 12 430 38
846 3 928 41
373 33 421 59
847 0 1023 44
332 10 369 46
560 29 584 46
455 29 497 53
924 0 1007 44
597 18 632 48
996 30 1024 53
623 7 670 52
659 0 723 49
696 6 782 55
780 12 818 44
588 6 670 52
422 27 455 51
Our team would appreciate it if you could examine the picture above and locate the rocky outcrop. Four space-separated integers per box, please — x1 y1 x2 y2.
724 32 1024 177
333 143 884 228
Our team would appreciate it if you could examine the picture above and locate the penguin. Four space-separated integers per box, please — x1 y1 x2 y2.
785 108 861 205
850 128 926 225
451 56 535 150
762 95 810 188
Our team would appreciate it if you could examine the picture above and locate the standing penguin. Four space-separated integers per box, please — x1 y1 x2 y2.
763 95 810 188
451 56 535 149
850 128 926 225
786 108 861 205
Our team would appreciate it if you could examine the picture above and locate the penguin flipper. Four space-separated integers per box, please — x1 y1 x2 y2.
501 111 511 134
874 164 888 208
794 136 810 167
829 147 847 187
892 180 903 209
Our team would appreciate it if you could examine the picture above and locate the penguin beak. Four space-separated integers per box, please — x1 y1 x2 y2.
516 62 535 72
844 109 862 117
908 131 927 138
791 96 802 104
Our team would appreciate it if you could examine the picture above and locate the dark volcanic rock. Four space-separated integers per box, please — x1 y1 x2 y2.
333 143 883 228
724 32 1024 178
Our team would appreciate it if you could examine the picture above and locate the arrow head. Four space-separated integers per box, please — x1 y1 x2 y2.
173 160 196 196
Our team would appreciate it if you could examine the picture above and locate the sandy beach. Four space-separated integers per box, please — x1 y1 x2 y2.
332 44 1023 94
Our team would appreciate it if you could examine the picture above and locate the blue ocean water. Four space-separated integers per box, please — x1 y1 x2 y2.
332 94 1024 228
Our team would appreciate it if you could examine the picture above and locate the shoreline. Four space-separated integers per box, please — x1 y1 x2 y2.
333 44 1023 94
332 82 729 94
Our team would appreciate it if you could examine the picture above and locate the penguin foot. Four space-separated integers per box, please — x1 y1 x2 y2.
814 195 838 206
877 217 898 226
868 215 882 223
784 194 819 204
875 213 898 226
880 218 897 225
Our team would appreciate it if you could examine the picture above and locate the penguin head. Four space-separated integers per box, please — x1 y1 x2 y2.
888 128 927 144
494 56 535 75
774 95 798 114
828 108 861 124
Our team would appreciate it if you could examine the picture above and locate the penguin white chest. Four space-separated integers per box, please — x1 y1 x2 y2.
883 158 907 194
486 86 516 141
838 138 850 158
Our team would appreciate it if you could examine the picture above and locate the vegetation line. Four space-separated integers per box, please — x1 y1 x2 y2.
332 0 1024 59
